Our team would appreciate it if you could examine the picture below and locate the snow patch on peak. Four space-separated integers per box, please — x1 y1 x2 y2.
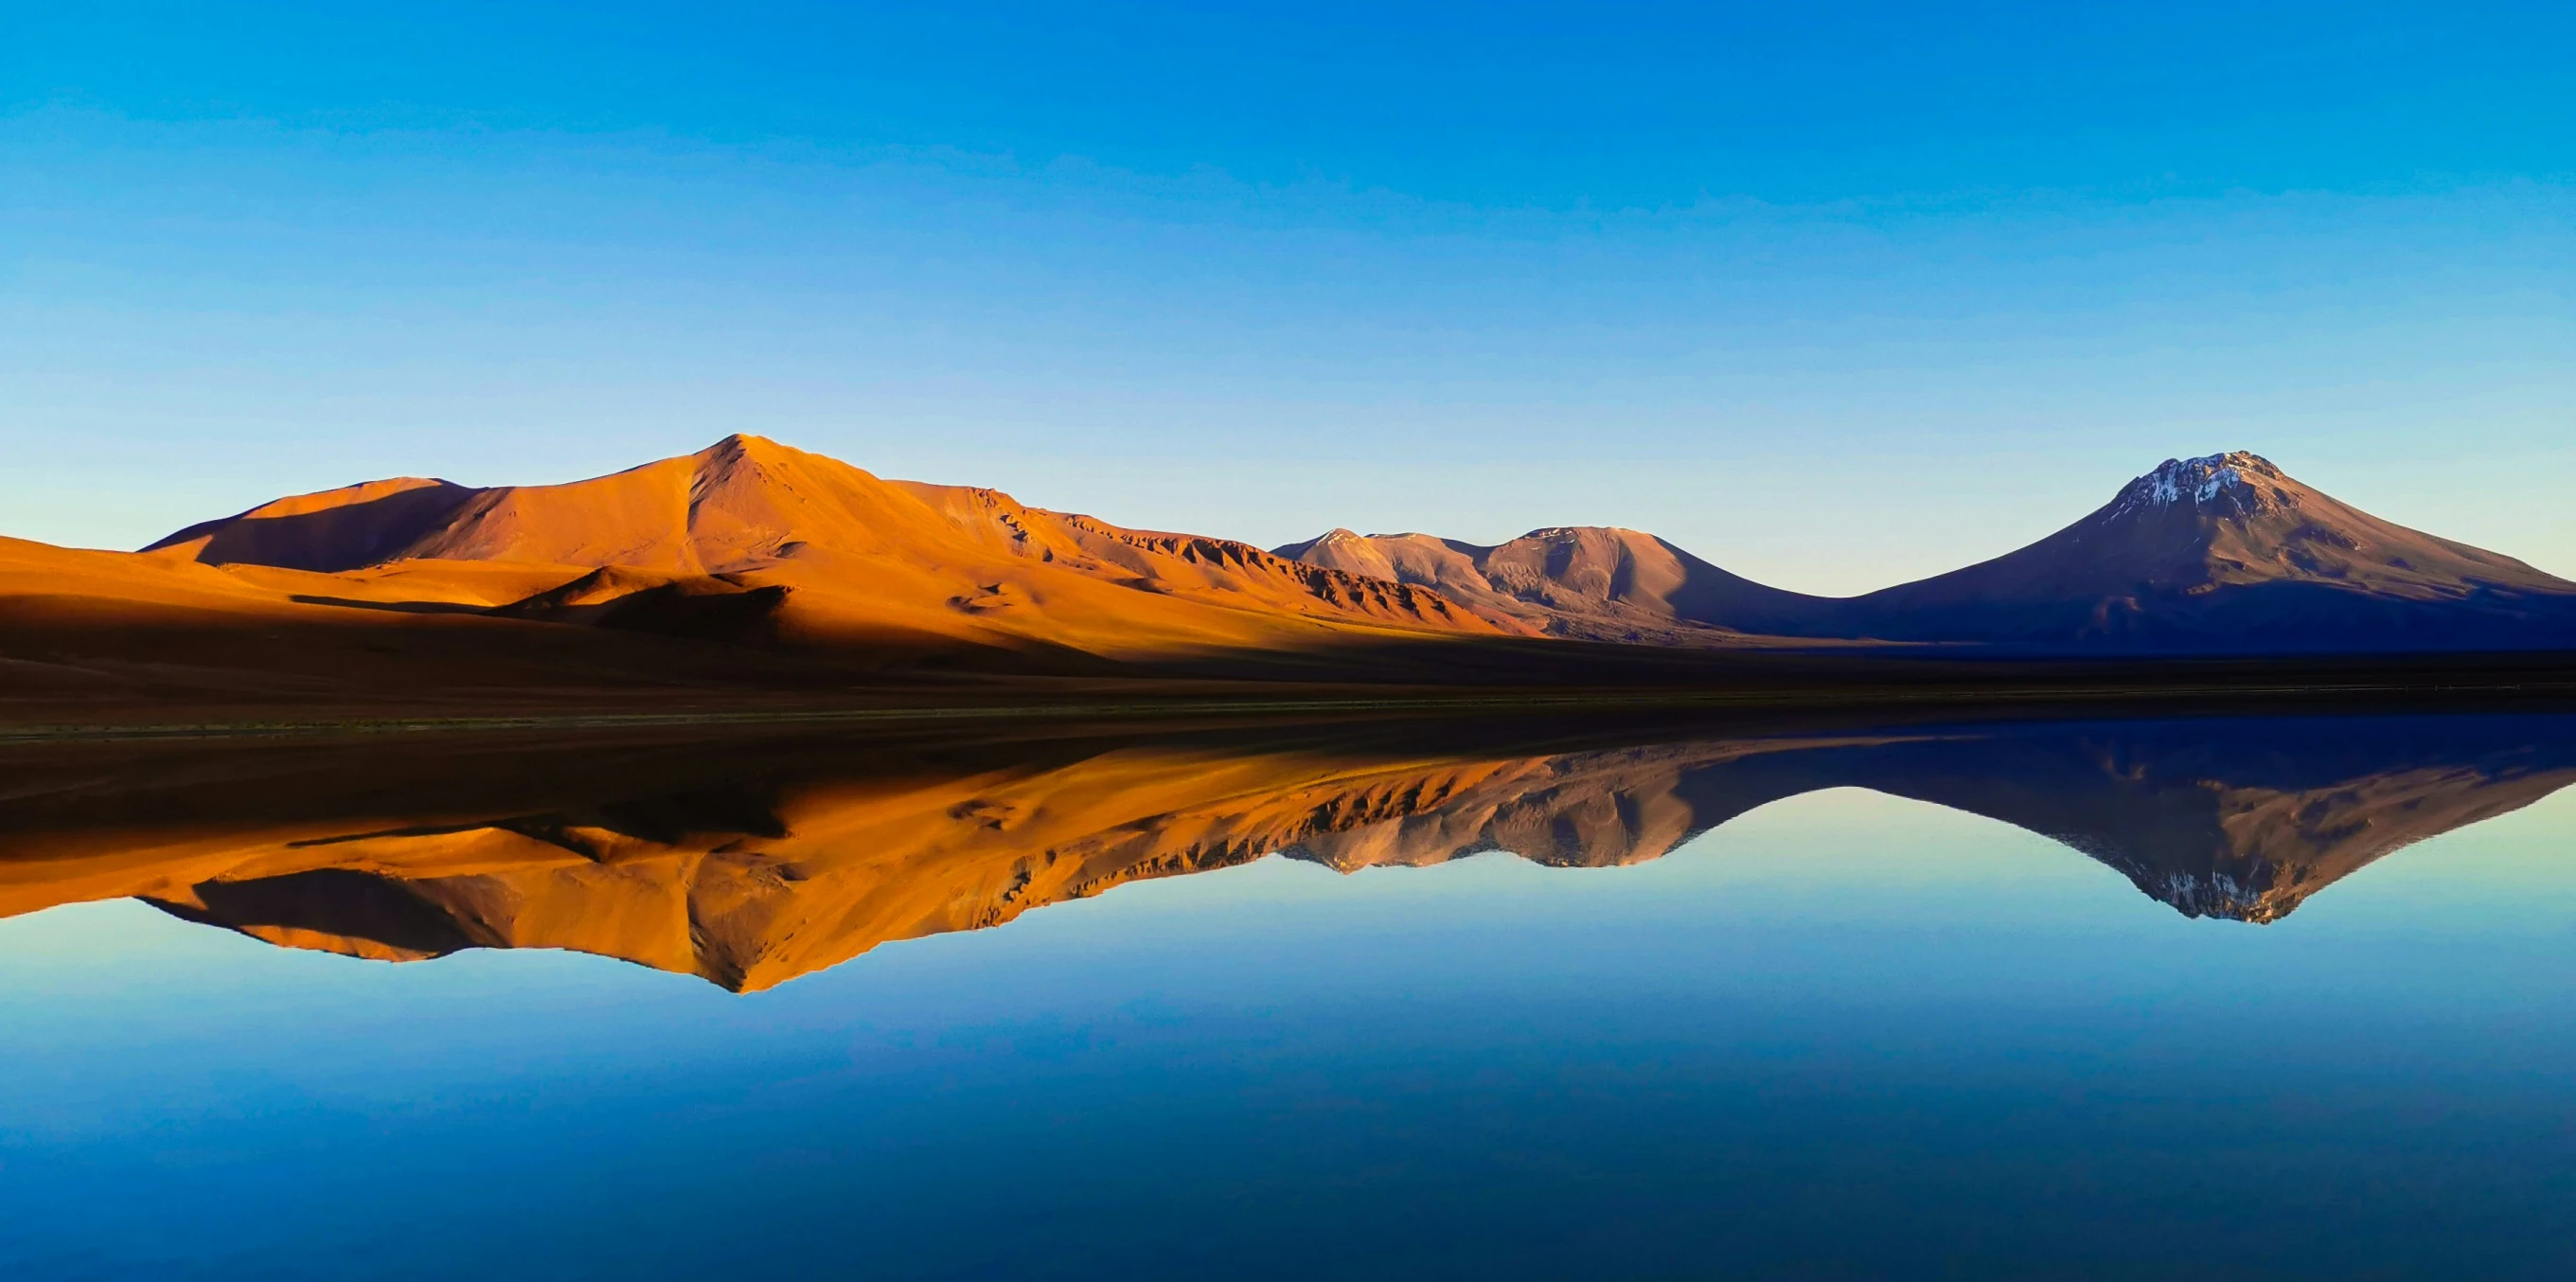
2112 451 2284 516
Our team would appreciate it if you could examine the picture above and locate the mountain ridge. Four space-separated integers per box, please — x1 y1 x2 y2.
140 435 1521 665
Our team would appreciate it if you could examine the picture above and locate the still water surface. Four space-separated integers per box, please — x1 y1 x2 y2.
4 713 2574 1279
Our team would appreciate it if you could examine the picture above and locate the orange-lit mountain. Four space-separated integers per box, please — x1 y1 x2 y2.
1279 453 2576 651
142 434 1514 660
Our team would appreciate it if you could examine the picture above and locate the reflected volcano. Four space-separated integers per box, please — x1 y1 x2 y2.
4 711 2571 989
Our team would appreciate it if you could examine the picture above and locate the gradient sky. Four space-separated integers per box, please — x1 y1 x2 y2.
6 2 2572 594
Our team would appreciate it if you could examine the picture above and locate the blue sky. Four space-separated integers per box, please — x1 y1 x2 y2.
6 2 2572 593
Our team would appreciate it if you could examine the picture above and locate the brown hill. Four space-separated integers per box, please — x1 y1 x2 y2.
1275 525 1839 643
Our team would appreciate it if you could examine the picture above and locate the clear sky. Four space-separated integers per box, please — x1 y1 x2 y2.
6 2 2572 594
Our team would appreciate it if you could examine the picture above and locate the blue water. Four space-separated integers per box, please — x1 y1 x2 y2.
6 781 2576 1279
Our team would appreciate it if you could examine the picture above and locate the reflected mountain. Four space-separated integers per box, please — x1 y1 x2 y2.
5 712 2571 989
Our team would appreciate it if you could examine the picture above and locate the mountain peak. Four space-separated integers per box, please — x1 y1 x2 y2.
2107 451 2294 520
700 433 801 464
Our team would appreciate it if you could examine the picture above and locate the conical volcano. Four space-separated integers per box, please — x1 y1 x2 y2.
1840 452 2576 650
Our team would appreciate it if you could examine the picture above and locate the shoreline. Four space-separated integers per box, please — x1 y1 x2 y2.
9 663 2576 742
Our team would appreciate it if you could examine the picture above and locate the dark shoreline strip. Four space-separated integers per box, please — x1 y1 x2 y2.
7 674 2572 743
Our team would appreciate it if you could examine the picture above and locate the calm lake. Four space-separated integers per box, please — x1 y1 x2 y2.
5 711 2574 1279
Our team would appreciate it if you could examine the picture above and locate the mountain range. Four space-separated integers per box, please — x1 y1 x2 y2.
1281 452 2576 649
5 436 2572 721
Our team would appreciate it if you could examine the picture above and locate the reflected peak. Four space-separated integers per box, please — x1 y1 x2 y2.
6 713 2572 988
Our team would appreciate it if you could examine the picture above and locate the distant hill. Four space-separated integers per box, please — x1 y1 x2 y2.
1274 525 1839 643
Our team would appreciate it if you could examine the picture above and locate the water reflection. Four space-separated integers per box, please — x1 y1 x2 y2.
6 711 2573 990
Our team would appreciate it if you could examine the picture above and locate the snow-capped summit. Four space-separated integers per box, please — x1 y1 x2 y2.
2113 451 2286 517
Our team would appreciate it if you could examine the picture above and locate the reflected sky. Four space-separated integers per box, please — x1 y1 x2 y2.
5 716 2575 1279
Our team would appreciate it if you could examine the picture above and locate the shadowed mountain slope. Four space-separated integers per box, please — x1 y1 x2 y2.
0 531 849 720
7 713 2568 988
147 477 488 573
